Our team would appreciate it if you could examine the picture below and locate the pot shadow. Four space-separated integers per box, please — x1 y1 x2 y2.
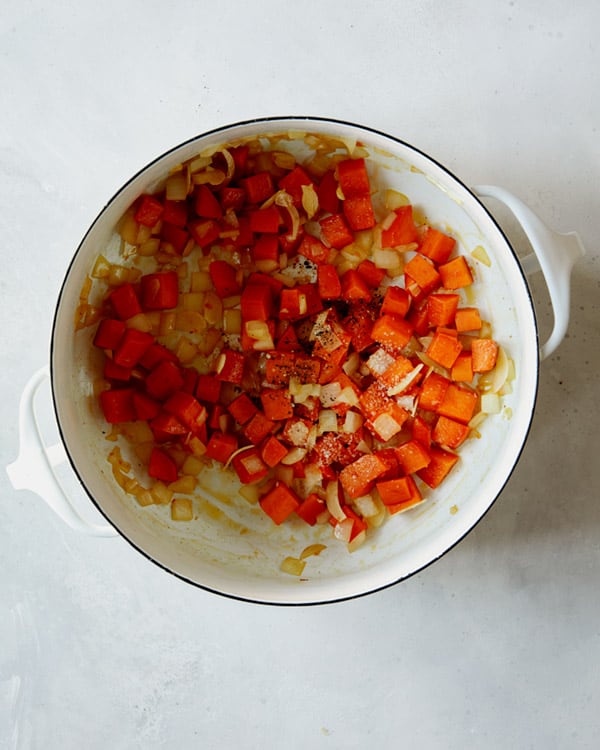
448 205 600 568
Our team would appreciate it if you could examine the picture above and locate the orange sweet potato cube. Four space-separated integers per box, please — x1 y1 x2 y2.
339 453 389 499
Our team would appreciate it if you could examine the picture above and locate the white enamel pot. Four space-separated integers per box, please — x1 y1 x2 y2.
7 117 585 605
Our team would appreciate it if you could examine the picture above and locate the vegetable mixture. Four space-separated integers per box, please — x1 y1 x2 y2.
77 132 512 554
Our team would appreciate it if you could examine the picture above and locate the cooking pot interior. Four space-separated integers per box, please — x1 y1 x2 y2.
51 119 538 603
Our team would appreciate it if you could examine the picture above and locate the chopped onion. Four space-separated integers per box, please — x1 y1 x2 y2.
220 148 235 182
171 498 193 522
150 481 174 506
75 303 101 330
126 312 153 332
273 151 296 169
384 189 410 210
91 254 111 279
490 345 509 393
326 480 346 522
223 444 255 470
471 245 492 267
366 498 387 528
223 309 242 335
245 319 270 339
181 455 206 477
318 409 338 434
188 155 212 172
192 167 226 186
333 517 354 543
239 484 260 505
300 544 327 560
342 410 363 434
301 184 319 219
166 172 188 201
334 386 359 407
289 379 321 403
281 446 308 464
241 452 268 477
280 556 306 576
339 136 357 155
372 247 401 269
304 463 323 489
481 392 501 414
320 381 342 407
371 412 403 441
274 464 294 485
168 475 197 494
468 411 488 429
135 489 154 507
367 348 395 377
342 351 360 376
386 364 424 396
355 439 371 454
381 211 397 230
415 350 449 378
395 394 418 416
255 259 279 274
283 421 310 447
347 529 366 552
353 493 379 518
244 320 274 350
274 191 300 240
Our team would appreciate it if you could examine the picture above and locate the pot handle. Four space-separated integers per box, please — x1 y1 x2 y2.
472 185 585 360
5 366 118 538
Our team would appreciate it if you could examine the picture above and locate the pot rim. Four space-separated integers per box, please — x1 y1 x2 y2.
50 116 540 605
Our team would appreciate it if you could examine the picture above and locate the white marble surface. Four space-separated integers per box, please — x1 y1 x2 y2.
1 1 599 747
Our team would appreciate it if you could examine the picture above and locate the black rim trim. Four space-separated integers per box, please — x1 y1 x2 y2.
50 115 540 606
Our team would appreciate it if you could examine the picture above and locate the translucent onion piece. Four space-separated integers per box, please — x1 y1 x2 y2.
280 447 307 464
342 410 363 434
280 557 306 576
347 529 367 552
300 544 327 560
171 498 194 521
150 481 173 506
490 346 509 393
372 247 402 269
192 167 227 186
367 348 396 377
318 409 338 435
334 386 359 407
471 245 492 267
353 493 379 518
469 411 488 429
301 184 319 220
283 421 311 448
342 351 360 376
125 312 153 333
239 484 260 505
320 381 342 407
415 350 450 378
274 191 300 240
386 364 424 396
91 254 111 279
381 211 397 230
371 413 403 441
326 481 346 522
273 151 296 170
223 444 255 470
333 517 354 543
385 189 410 210
166 172 188 201
220 148 235 182
481 392 501 414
